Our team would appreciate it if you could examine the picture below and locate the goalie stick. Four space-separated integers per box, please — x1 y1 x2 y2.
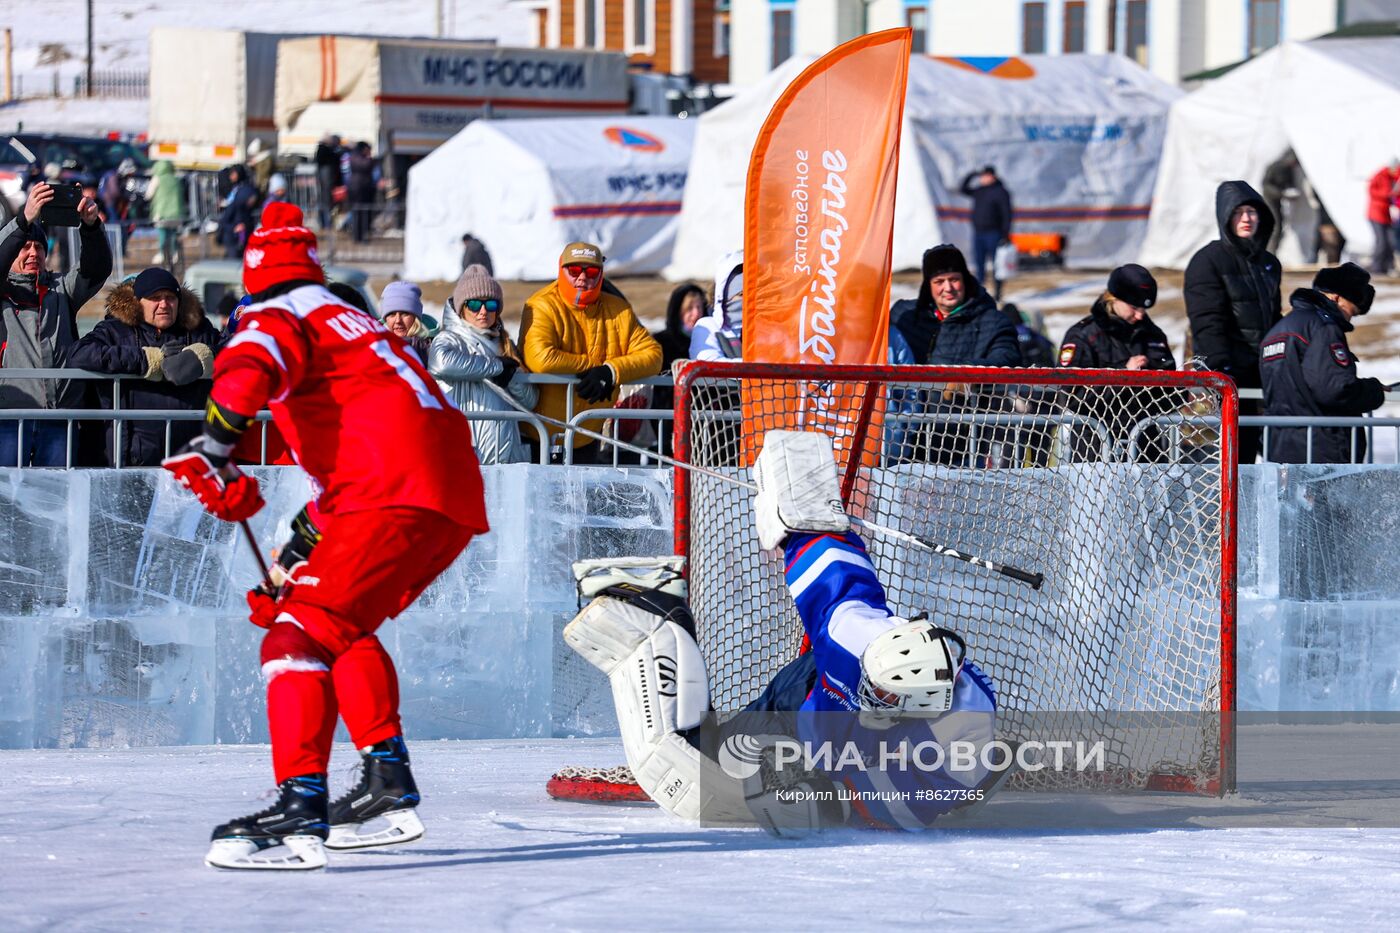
485 382 1044 590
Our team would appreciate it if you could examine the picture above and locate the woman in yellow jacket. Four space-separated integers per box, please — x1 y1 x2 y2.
520 242 663 462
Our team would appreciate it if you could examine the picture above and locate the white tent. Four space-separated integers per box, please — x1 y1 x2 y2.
1140 38 1400 269
666 53 1180 281
405 116 695 282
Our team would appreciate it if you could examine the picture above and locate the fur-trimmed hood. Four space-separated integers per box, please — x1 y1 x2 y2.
104 282 207 332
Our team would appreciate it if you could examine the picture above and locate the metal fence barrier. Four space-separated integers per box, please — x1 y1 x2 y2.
2 371 1398 469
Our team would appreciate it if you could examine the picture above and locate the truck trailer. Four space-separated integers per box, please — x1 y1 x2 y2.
148 28 292 169
274 36 631 159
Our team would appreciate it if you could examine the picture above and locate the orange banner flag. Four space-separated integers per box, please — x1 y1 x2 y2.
739 29 911 476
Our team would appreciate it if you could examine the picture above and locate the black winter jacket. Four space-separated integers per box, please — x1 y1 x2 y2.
1059 299 1176 370
68 284 219 466
1259 288 1386 464
314 142 341 175
652 282 705 425
892 284 1020 368
1183 181 1282 387
655 282 704 369
930 288 1021 368
960 173 1013 238
347 152 377 203
891 282 938 365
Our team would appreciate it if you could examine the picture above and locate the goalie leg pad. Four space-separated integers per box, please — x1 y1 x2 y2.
609 642 749 824
753 430 851 550
567 595 749 823
565 596 709 730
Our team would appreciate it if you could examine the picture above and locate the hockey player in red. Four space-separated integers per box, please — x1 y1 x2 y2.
162 203 488 870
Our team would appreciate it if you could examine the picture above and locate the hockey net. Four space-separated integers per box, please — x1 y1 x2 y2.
674 362 1237 796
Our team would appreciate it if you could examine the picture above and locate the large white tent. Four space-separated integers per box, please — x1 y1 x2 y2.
666 53 1180 282
405 116 695 282
1140 38 1400 269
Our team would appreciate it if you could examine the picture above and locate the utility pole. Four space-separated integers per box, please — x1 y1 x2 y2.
3 30 13 103
85 0 94 97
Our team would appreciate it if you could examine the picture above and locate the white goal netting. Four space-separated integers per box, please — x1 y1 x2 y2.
675 363 1237 794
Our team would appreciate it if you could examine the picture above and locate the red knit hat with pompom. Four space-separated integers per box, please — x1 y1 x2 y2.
242 202 325 295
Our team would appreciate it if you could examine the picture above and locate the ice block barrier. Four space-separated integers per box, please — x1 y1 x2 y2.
0 466 672 749
6 463 1400 749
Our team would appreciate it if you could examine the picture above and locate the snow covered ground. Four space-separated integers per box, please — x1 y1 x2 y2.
9 736 1400 929
1 0 533 134
3 0 532 82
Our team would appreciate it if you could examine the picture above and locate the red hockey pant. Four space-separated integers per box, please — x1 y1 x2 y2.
259 506 477 782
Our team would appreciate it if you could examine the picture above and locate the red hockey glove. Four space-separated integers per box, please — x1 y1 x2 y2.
246 560 312 629
162 437 264 522
247 585 280 629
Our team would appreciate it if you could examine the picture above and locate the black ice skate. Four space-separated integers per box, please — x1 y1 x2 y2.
327 736 425 850
205 774 330 871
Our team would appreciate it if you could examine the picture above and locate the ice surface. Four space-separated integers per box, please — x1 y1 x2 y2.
5 462 1400 750
6 739 1400 930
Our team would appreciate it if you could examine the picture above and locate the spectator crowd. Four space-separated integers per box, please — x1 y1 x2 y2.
2 152 1398 470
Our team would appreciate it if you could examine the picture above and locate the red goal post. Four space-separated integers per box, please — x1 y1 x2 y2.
672 362 1238 795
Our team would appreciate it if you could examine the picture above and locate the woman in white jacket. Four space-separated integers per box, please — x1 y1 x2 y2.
428 264 538 465
689 250 744 361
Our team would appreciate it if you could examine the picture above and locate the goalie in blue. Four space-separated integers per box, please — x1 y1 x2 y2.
564 430 1001 834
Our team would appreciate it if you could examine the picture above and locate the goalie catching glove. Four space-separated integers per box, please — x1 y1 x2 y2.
752 430 850 550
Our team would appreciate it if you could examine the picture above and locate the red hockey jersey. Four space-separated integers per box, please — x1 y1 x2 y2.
212 284 487 530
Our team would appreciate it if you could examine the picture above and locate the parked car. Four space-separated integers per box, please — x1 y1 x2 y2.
0 133 153 221
183 259 380 325
0 137 32 220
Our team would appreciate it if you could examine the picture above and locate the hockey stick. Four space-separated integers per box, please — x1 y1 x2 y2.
482 381 1044 590
238 518 275 590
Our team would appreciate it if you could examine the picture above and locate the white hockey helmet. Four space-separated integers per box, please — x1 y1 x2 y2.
857 620 967 716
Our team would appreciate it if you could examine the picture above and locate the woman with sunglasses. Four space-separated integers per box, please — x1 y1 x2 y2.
428 264 537 465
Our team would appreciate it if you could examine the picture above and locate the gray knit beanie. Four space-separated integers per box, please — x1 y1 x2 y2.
453 263 503 310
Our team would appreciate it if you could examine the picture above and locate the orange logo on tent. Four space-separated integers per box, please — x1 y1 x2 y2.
934 56 1036 79
604 126 665 152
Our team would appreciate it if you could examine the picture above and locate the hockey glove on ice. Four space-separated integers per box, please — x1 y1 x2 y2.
576 364 615 403
161 398 264 522
164 436 264 521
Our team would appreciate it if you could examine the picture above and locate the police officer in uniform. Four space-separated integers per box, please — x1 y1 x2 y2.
1058 264 1175 371
1057 265 1177 461
1260 263 1387 464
